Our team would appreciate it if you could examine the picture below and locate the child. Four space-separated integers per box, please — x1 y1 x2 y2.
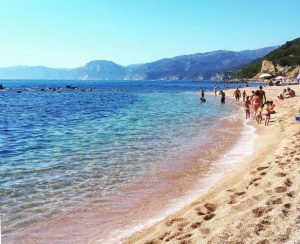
268 101 276 114
244 96 251 119
256 104 263 124
242 90 247 102
265 103 271 126
214 86 217 96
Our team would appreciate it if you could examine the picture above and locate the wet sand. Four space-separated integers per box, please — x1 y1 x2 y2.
126 85 300 243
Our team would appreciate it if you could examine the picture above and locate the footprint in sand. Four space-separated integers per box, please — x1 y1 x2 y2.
284 178 293 187
165 231 183 242
275 186 287 193
195 203 217 212
177 221 189 231
195 203 217 220
281 208 289 217
235 191 246 196
257 166 269 171
287 191 295 198
249 177 262 186
266 197 282 205
203 213 215 221
176 233 192 241
200 228 210 236
204 203 217 212
277 162 289 169
196 211 206 216
190 222 202 229
275 172 286 177
255 219 271 235
166 218 185 227
252 206 273 218
158 232 171 241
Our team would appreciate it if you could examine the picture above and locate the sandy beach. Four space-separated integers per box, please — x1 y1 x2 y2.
126 85 300 244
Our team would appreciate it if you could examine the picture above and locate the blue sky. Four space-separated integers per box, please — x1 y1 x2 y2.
0 0 299 67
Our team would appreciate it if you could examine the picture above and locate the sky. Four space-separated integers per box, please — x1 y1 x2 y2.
0 0 299 68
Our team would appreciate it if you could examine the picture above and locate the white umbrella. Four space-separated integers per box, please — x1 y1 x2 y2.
259 73 272 78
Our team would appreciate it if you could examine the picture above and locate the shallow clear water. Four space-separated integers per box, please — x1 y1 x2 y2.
0 80 256 240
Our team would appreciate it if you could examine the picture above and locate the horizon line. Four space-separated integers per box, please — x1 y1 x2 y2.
0 44 280 69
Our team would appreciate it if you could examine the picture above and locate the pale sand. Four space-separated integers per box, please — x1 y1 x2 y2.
126 85 300 244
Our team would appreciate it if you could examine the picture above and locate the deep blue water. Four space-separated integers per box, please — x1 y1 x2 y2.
0 80 258 236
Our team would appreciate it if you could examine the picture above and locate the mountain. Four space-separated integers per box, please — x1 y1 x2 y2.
73 60 127 80
0 46 278 80
233 37 300 79
127 47 277 80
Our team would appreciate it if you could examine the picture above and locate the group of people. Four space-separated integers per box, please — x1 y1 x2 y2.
237 86 275 126
200 84 297 126
277 87 296 100
200 87 226 104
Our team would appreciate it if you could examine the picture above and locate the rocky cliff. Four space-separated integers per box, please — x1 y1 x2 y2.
257 59 300 78
234 37 300 79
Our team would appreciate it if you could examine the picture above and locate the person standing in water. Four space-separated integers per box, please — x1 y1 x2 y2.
214 86 217 96
242 90 247 102
200 89 205 99
245 96 251 119
233 88 241 102
219 90 226 104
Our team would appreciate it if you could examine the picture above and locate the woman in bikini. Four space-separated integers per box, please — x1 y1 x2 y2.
252 90 261 119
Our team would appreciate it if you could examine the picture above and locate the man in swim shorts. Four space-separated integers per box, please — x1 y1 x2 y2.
233 88 241 102
258 86 266 104
219 90 226 104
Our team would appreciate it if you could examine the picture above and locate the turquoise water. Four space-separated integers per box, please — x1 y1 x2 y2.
0 80 253 240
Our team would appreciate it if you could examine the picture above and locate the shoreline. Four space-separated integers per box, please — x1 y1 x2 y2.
98 116 258 243
3 93 255 244
126 85 300 243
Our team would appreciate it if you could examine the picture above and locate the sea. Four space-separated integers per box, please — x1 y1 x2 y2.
0 80 258 243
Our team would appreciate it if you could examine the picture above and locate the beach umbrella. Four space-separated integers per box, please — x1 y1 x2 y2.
259 73 272 79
